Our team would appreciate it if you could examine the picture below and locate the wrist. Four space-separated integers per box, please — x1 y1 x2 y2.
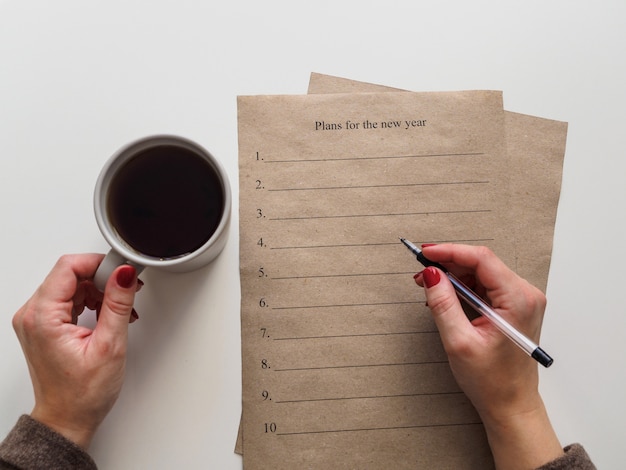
31 407 96 449
479 396 563 470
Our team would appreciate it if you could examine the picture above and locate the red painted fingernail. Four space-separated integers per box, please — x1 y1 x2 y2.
421 243 437 248
413 271 423 282
116 265 137 289
131 309 139 320
423 267 441 288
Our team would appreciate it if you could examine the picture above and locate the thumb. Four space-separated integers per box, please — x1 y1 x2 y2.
418 267 477 353
96 265 137 344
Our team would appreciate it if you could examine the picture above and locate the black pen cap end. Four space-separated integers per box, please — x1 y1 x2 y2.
532 347 554 368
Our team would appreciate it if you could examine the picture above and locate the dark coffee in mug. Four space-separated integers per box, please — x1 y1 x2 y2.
106 145 225 258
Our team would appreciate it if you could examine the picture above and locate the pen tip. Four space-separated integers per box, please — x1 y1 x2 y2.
400 238 420 254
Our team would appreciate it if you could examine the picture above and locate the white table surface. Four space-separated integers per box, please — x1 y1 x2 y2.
1 1 625 468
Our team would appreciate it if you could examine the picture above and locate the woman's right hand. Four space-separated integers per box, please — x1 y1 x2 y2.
413 244 563 469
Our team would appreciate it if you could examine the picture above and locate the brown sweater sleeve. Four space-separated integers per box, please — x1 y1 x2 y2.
536 444 596 470
0 415 96 470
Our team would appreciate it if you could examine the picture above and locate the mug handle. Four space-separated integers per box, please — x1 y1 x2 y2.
94 249 145 292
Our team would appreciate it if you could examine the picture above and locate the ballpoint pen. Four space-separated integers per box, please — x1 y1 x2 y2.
400 238 554 368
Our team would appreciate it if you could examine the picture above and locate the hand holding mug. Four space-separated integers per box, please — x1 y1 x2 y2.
12 254 139 448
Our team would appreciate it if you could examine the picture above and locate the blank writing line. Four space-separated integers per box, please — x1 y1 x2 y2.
263 152 484 164
269 181 488 192
272 301 424 311
270 209 490 222
276 390 462 404
271 238 495 250
275 360 448 372
274 331 438 341
277 421 483 436
271 271 413 280
272 242 397 250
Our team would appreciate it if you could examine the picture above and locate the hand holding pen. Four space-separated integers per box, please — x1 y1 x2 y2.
401 238 553 367
407 243 564 468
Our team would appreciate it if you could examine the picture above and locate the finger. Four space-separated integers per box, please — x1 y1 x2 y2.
72 279 104 315
421 244 518 293
422 244 546 338
95 303 139 324
15 254 106 327
81 281 105 311
38 254 106 304
130 309 139 323
417 267 479 354
94 265 137 346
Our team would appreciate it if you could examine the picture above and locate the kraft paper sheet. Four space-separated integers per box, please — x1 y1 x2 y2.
234 73 567 469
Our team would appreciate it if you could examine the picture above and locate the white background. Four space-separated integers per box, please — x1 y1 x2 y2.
1 1 624 468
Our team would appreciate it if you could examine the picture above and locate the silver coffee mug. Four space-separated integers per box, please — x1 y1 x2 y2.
93 135 231 291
